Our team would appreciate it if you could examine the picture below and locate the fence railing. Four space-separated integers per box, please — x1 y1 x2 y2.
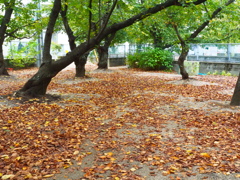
107 43 240 63
187 43 240 63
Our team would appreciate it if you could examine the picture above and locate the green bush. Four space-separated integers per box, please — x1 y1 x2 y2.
8 58 36 68
127 48 173 71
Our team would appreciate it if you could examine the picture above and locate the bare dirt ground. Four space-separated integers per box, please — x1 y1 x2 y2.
0 64 239 180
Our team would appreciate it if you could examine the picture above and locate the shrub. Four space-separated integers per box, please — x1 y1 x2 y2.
8 58 36 68
127 48 173 71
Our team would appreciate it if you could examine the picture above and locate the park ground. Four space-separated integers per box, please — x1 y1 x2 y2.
0 63 239 180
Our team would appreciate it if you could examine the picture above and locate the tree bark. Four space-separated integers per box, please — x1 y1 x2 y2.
97 33 116 69
172 24 189 79
0 0 15 76
16 0 207 97
230 72 240 106
42 0 61 64
178 46 189 79
75 52 89 77
0 51 9 75
61 4 89 77
97 46 108 69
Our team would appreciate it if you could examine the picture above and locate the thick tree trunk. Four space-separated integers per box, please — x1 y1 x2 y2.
97 33 115 69
16 64 55 97
97 46 108 69
230 72 240 106
75 52 89 77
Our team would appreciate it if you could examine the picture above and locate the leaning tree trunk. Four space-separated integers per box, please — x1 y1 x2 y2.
75 52 89 77
230 72 240 106
15 64 54 97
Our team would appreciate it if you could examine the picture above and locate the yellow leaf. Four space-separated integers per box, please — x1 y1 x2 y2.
0 173 2 177
104 152 113 158
130 168 136 172
43 174 54 178
187 136 194 139
2 127 8 130
2 174 15 179
63 164 69 169
73 151 79 155
1 155 9 159
200 153 211 158
24 173 32 179
110 157 116 162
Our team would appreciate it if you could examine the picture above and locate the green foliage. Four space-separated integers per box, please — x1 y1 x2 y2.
207 70 232 76
6 41 38 68
127 48 173 71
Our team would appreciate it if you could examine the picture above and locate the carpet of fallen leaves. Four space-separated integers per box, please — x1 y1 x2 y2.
0 66 240 180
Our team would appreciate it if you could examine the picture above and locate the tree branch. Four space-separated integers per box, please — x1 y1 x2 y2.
96 0 118 41
203 2 211 19
60 1 77 50
4 19 41 39
42 0 62 63
87 0 93 43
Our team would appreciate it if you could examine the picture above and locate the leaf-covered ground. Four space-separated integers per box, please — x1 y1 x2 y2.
0 65 239 180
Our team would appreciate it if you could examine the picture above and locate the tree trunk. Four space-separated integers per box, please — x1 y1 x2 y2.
15 64 53 97
0 52 9 76
172 24 189 79
75 52 89 77
97 33 116 69
230 72 240 106
42 0 61 64
97 46 109 69
178 46 189 79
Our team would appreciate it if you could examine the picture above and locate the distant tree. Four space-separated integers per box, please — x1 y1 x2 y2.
0 0 49 75
0 0 16 75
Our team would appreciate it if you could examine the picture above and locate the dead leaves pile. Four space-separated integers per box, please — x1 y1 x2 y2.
0 68 239 179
